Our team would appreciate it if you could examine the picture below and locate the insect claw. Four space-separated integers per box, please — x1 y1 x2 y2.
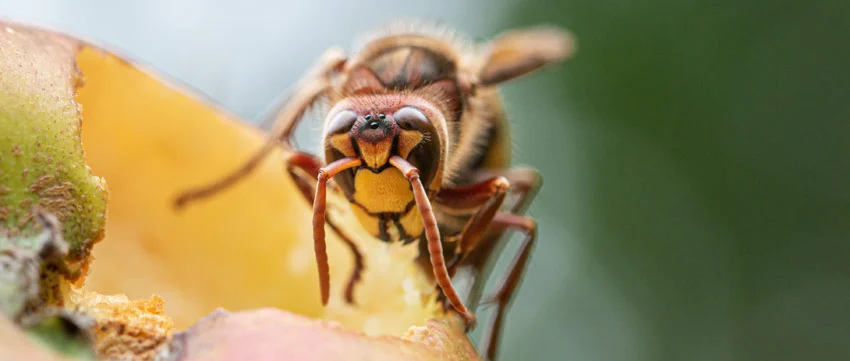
462 312 478 332
343 281 358 305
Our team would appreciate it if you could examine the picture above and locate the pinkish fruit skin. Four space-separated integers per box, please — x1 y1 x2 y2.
0 22 108 264
161 308 481 361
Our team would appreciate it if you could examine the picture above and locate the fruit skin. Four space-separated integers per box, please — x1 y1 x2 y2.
0 21 109 273
0 211 71 321
157 308 481 361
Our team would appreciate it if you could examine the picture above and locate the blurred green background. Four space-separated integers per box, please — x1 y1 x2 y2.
2 0 848 360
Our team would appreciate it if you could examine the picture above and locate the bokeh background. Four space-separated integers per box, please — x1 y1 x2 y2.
2 1 848 360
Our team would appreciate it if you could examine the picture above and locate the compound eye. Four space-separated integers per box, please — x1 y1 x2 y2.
393 106 430 131
326 110 358 135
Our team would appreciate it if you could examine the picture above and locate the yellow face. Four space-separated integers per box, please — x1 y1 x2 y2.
321 95 448 243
